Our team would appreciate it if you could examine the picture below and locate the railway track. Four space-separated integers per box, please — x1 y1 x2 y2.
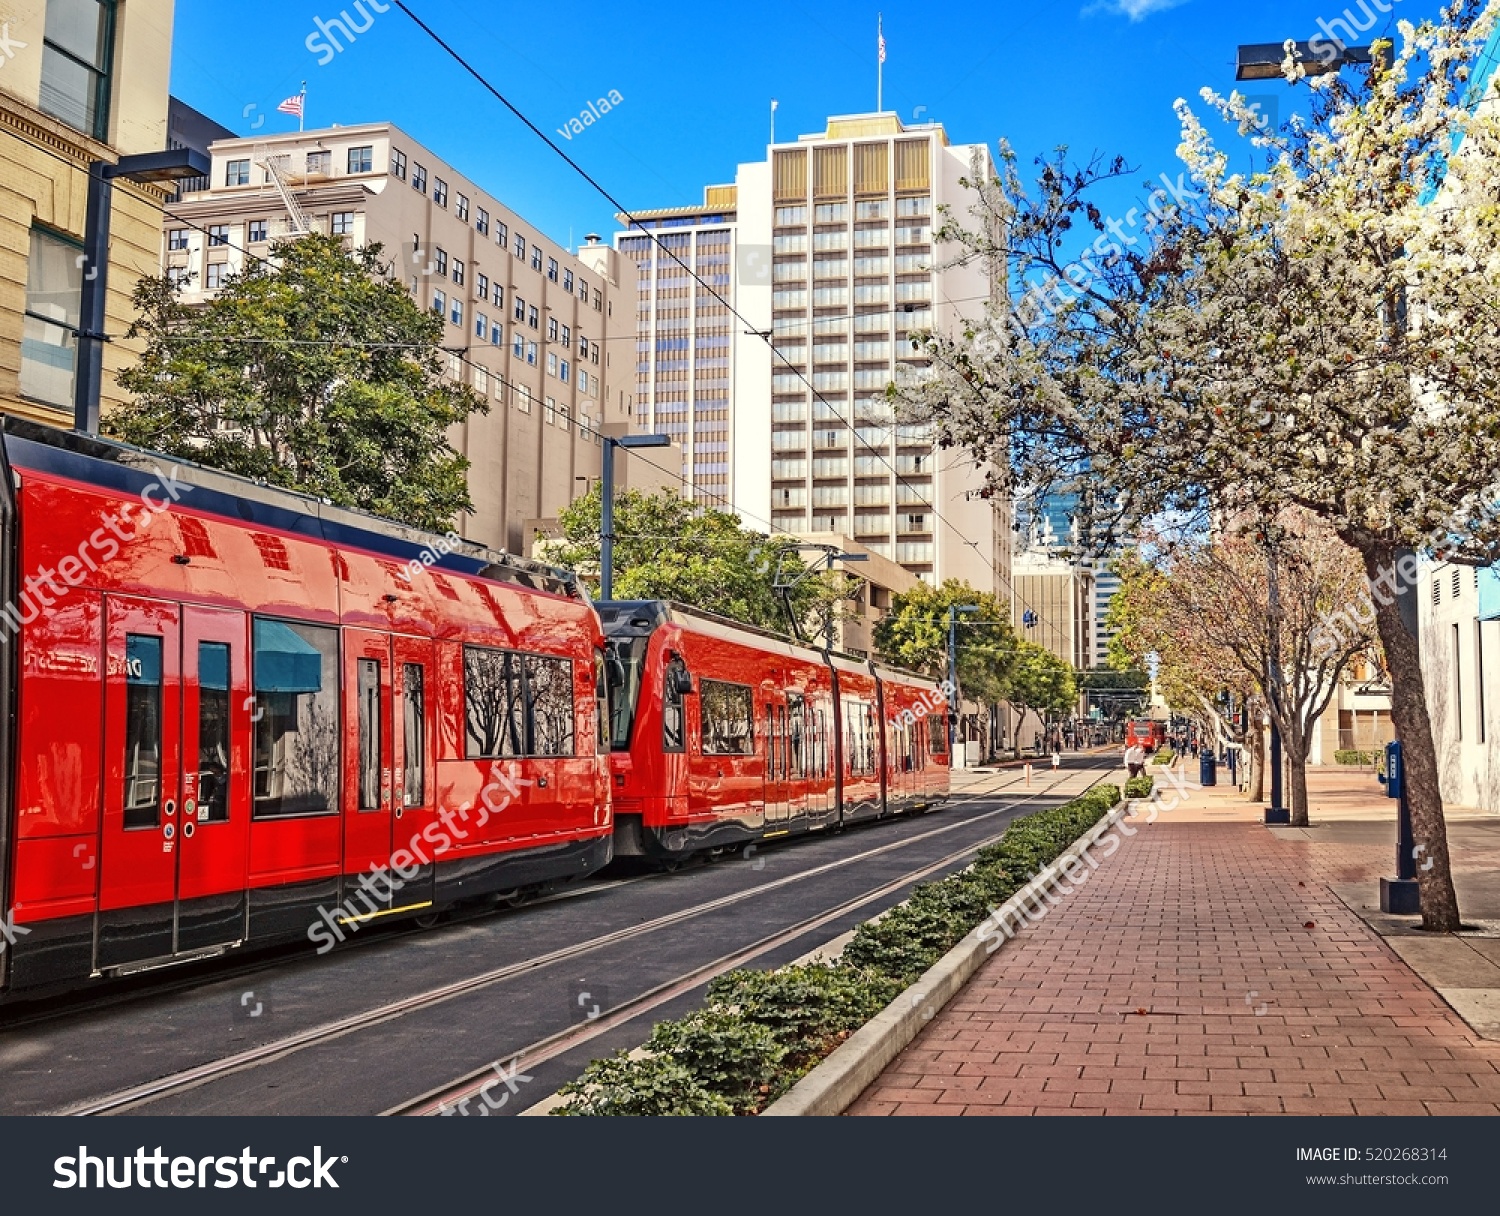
51 762 1111 1117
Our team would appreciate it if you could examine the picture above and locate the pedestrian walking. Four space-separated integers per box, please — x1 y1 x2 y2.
1124 741 1145 780
1051 749 1061 773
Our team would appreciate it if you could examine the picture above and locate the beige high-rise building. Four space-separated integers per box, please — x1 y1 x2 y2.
620 113 1011 601
163 123 640 554
0 0 176 426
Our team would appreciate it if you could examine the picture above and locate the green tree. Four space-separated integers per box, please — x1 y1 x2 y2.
548 485 837 633
872 579 1016 702
113 233 484 532
1003 641 1079 756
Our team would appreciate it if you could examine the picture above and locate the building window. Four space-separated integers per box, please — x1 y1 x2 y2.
456 193 469 221
558 403 570 433
166 265 190 288
579 369 589 394
593 289 602 311
225 158 250 187
476 272 489 298
548 317 559 342
513 333 525 359
563 269 574 292
476 311 488 338
514 296 525 322
561 325 571 349
348 145 374 174
528 305 538 329
544 397 556 425
491 323 502 346
496 221 508 245
515 386 532 413
547 257 559 282
247 219 268 243
306 150 331 176
492 284 504 308
208 224 230 247
578 278 589 302
526 341 537 365
435 249 448 277
531 246 543 272
391 149 407 180
167 229 189 251
331 212 355 236
547 352 558 377
205 262 228 289
412 164 427 192
432 288 446 315
476 207 489 235
40 0 116 140
433 177 448 207
514 234 526 259
452 260 464 286
560 360 570 384
20 228 83 408
451 299 463 326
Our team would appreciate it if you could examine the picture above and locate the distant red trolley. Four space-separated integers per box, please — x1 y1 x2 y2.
1125 719 1167 754
600 602 950 860
0 419 611 999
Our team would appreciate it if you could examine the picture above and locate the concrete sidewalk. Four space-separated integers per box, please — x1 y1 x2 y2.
850 766 1500 1115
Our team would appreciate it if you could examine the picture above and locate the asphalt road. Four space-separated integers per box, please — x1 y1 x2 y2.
0 756 1117 1116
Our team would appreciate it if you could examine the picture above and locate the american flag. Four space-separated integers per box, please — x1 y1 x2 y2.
878 21 886 63
277 92 305 119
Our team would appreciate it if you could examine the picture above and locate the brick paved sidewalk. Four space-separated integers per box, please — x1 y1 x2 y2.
850 809 1500 1115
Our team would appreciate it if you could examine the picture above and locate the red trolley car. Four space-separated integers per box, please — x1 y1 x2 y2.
600 602 950 860
1125 719 1167 754
0 419 610 998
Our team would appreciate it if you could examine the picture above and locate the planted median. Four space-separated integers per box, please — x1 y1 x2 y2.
553 783 1122 1116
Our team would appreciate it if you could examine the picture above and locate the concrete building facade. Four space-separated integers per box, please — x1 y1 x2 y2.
0 0 176 427
163 123 640 554
620 113 1011 602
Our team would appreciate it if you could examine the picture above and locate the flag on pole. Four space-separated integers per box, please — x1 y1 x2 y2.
277 92 305 119
878 16 886 63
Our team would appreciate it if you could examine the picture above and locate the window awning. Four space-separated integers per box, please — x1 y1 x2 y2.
253 619 324 694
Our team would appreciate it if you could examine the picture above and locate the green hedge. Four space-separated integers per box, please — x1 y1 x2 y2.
1125 774 1155 799
1334 749 1379 766
553 784 1121 1116
1150 747 1175 765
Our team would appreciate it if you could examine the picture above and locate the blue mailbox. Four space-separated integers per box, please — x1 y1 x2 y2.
1384 740 1402 800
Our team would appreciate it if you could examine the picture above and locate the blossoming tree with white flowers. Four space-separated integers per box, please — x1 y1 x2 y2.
902 1 1500 929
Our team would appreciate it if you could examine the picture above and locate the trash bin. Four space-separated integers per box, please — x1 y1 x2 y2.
1199 753 1218 787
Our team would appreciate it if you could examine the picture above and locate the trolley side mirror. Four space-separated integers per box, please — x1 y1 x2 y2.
671 667 695 697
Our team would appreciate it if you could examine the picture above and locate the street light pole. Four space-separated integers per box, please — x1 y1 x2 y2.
75 149 209 435
599 433 670 602
1265 546 1291 824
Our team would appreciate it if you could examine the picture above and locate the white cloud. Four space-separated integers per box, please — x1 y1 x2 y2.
1084 0 1191 20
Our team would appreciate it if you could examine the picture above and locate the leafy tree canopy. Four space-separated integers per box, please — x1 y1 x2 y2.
114 233 484 533
873 578 1016 702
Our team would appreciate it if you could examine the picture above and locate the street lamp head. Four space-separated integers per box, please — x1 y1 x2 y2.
833 554 870 563
612 433 672 450
1235 40 1373 81
104 148 212 183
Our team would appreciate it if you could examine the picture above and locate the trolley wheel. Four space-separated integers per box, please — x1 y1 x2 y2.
413 911 441 930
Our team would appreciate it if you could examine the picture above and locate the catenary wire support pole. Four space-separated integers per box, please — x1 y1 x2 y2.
947 604 980 765
599 434 670 601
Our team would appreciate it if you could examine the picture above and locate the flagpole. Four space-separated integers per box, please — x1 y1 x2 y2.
300 81 306 132
877 14 883 112
770 98 777 146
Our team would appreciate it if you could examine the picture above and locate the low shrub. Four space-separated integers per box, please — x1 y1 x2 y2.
553 782 1121 1116
1125 774 1155 799
1151 747 1175 765
1334 749 1379 766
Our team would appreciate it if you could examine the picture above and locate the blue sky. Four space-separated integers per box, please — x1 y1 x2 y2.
171 0 1450 251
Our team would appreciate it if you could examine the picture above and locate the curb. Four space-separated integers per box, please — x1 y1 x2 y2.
760 798 1132 1117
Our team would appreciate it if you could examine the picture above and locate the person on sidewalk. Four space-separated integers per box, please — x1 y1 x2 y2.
1124 741 1145 779
1051 748 1062 773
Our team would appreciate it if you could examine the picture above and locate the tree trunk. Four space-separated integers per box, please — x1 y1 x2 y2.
1361 541 1462 932
1288 748 1310 828
1249 723 1265 803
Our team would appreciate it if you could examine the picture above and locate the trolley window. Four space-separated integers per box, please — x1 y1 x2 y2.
464 645 575 758
357 658 382 810
700 679 754 755
604 635 648 751
250 618 339 819
197 642 231 823
524 654 575 757
123 634 163 829
662 654 687 754
402 663 425 806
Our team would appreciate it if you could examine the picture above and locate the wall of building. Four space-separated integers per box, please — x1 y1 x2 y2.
0 0 175 428
1420 560 1500 812
162 124 636 553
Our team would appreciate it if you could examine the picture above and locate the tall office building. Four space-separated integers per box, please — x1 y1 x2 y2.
620 113 1011 597
616 187 737 507
163 123 639 554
